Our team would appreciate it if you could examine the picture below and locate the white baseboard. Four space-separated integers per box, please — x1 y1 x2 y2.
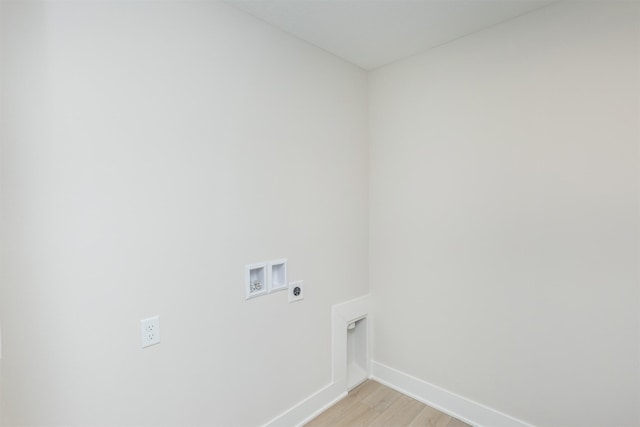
262 382 346 427
370 361 533 427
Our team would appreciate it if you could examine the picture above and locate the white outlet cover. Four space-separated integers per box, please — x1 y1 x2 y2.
288 280 304 303
140 316 160 348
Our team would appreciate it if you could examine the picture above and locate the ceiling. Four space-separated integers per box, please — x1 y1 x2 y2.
225 0 555 70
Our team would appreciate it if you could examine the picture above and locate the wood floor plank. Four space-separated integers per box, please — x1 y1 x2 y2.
407 406 452 427
304 380 472 427
445 418 472 427
348 380 381 401
332 402 381 427
360 383 400 413
367 394 425 427
305 394 361 427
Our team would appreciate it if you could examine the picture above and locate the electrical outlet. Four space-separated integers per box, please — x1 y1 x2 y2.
288 280 304 303
140 316 160 348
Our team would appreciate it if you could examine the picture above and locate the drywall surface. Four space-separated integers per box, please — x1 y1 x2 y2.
0 2 4 422
369 2 639 426
0 1 368 425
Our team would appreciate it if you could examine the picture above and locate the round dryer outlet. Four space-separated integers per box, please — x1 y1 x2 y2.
288 280 304 302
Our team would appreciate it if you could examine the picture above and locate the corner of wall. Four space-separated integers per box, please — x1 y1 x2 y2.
263 294 372 427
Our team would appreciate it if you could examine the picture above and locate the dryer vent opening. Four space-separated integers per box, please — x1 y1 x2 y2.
347 317 368 390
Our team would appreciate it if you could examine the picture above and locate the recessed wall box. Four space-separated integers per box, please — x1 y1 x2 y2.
347 316 368 390
268 259 288 293
245 262 267 300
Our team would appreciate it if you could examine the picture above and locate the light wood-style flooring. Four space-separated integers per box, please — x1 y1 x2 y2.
305 380 472 427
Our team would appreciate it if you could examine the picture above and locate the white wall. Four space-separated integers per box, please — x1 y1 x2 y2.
369 2 639 427
0 1 368 425
3 1 639 426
